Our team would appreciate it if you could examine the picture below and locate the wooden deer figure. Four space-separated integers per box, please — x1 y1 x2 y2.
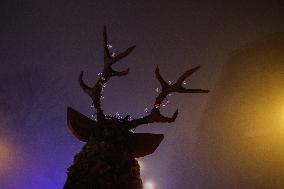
63 27 209 189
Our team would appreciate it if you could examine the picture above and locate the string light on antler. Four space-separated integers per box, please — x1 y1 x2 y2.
115 112 120 117
115 112 125 119
130 127 136 133
144 108 150 113
165 98 170 104
100 82 107 88
91 114 97 121
161 98 170 108
101 76 106 81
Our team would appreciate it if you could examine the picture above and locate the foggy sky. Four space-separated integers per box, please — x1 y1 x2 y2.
0 1 284 189
194 33 284 189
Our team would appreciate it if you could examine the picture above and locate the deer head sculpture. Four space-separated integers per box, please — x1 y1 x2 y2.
64 27 209 189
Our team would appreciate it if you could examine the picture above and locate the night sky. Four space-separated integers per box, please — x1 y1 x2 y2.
0 1 284 189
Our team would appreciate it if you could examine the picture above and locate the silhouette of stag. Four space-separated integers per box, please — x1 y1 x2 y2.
63 27 209 189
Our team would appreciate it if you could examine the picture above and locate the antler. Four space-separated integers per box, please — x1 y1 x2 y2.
79 26 136 121
78 26 208 126
127 66 209 129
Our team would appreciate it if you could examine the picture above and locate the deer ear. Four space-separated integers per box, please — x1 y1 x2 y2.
127 133 164 158
67 107 98 142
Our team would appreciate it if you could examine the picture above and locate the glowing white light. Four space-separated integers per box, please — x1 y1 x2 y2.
144 108 149 113
154 104 160 109
168 80 172 85
183 80 187 85
130 128 136 133
98 81 107 88
115 112 123 119
144 181 154 189
111 52 116 57
127 115 133 121
161 99 170 108
107 44 113 48
155 88 159 93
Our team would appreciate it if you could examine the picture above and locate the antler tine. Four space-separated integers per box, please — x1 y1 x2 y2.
79 71 92 97
110 46 136 66
111 68 130 77
103 26 111 59
155 67 168 88
127 66 209 129
175 66 210 94
175 65 200 85
152 109 179 123
103 26 136 78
